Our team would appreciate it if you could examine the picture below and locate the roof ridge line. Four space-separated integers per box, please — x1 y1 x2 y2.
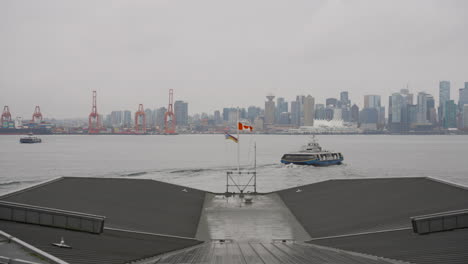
0 177 63 200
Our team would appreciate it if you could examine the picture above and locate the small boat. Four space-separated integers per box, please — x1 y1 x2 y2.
281 136 343 166
20 133 42 144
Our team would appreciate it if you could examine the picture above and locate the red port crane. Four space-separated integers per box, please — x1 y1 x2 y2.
1 106 12 125
164 89 176 134
32 106 43 123
88 91 101 134
135 104 146 133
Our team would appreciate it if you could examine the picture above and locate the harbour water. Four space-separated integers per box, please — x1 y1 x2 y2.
1 134 467 195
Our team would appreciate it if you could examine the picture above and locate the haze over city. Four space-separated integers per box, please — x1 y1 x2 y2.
1 0 468 118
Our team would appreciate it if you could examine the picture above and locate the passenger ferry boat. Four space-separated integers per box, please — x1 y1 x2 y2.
20 133 42 144
281 137 343 166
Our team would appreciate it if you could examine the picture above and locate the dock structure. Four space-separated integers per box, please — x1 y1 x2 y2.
1 177 468 264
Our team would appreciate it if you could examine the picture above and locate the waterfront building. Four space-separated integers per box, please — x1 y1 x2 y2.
264 95 276 125
303 95 315 126
443 100 457 128
174 101 188 126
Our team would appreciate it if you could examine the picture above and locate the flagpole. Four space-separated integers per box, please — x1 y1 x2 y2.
237 107 240 173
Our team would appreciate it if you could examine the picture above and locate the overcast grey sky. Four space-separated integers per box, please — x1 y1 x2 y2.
1 0 467 119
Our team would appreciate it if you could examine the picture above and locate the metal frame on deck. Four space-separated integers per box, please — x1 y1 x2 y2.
225 171 257 194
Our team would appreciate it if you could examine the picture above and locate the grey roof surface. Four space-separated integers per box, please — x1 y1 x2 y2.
1 177 206 238
155 241 406 264
311 228 468 264
0 235 49 264
0 220 202 264
277 177 468 238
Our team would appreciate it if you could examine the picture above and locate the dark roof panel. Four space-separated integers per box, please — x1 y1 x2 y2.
1 177 207 238
310 228 468 264
1 220 202 264
277 177 468 238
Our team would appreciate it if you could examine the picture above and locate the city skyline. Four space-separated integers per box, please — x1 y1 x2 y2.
1 0 468 118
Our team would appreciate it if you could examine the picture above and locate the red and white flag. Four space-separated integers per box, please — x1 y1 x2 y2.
238 122 253 132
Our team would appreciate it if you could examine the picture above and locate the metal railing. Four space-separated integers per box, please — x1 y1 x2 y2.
0 200 105 234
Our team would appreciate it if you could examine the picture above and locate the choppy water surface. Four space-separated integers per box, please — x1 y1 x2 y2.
0 134 467 195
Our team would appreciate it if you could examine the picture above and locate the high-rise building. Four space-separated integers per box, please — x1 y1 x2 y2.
426 95 437 125
444 100 457 128
291 101 300 126
277 112 291 125
364 95 381 109
463 105 468 128
214 110 221 125
389 93 404 131
303 95 315 126
314 104 326 120
155 107 166 130
276 97 288 121
123 110 132 128
326 98 338 108
416 92 429 124
110 111 123 127
340 91 350 107
264 95 276 125
144 109 153 128
174 101 189 126
350 104 359 123
247 106 261 123
439 80 451 122
459 87 468 109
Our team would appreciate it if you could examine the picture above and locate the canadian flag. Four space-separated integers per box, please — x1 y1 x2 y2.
238 122 253 131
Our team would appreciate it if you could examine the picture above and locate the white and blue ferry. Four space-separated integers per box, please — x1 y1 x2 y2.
281 137 343 166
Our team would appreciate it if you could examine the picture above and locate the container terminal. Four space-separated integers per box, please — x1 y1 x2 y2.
1 176 467 264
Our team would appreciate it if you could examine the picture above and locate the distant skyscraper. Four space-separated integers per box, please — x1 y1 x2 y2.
174 101 188 126
326 98 338 108
155 107 166 130
123 110 132 128
247 106 261 123
303 95 315 126
416 92 429 124
214 110 221 125
444 100 457 128
264 95 276 125
351 104 359 123
340 91 350 107
459 87 468 109
110 111 123 127
276 97 288 121
364 95 381 109
144 109 153 127
439 80 451 122
314 104 326 120
463 105 468 128
426 95 437 125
